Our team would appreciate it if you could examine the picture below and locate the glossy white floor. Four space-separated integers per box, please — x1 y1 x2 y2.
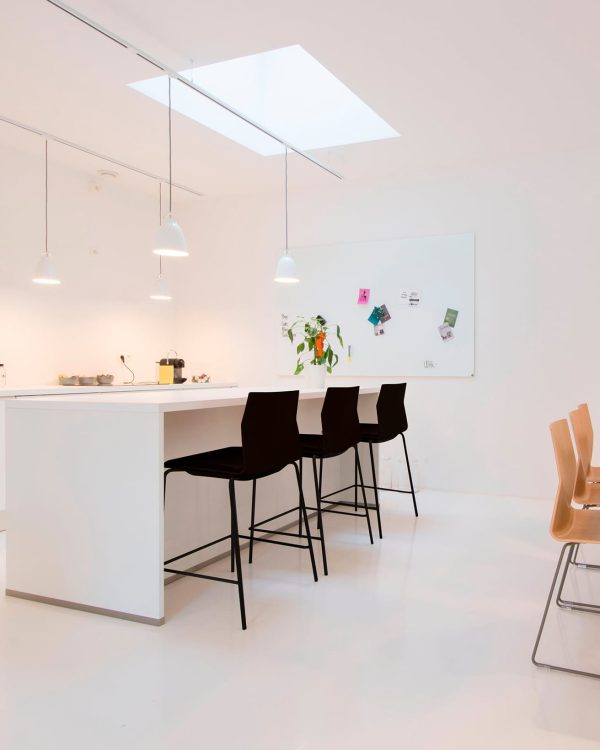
1 490 600 749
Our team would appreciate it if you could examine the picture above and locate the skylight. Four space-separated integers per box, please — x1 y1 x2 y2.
128 45 399 156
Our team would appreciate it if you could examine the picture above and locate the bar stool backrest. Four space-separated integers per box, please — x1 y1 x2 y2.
241 391 301 475
376 383 408 441
570 405 593 500
321 386 360 455
549 419 577 539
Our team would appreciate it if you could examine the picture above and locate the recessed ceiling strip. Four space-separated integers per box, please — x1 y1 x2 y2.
46 0 343 180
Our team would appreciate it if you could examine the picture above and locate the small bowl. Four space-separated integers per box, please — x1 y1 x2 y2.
79 376 98 386
59 375 79 386
97 374 114 385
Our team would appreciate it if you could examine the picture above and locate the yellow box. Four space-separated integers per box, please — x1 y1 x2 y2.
159 364 174 385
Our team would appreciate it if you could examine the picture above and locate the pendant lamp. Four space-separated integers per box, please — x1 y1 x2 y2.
154 76 188 257
151 183 173 299
274 147 299 283
32 140 61 285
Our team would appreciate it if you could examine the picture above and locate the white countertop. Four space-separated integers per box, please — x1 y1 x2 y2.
5 385 381 413
0 382 236 398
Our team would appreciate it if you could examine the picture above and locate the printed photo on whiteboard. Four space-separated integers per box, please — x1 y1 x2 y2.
444 308 459 327
378 304 391 322
374 322 386 336
438 323 455 342
368 306 381 325
280 313 290 337
400 290 421 306
357 288 370 305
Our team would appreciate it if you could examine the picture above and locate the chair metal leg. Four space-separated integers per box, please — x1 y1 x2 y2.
163 469 174 508
532 543 600 679
228 479 247 630
354 450 358 512
367 441 383 539
571 543 600 570
312 455 328 576
248 479 257 565
401 432 418 517
556 543 600 614
293 462 318 583
355 447 374 544
298 458 304 536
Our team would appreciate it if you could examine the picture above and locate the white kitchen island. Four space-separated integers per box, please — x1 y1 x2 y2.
4 386 378 625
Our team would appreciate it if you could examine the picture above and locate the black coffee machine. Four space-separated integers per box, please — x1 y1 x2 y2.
159 357 186 384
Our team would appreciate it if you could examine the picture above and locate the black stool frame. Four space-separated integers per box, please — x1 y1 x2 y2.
162 391 318 630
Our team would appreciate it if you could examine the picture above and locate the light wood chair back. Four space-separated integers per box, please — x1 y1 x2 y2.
549 419 577 540
570 405 593 499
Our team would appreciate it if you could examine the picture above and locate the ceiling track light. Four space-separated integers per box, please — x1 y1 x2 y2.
154 76 188 258
274 147 299 284
32 139 61 285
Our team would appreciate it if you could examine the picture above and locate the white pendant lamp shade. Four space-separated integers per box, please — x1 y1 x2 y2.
32 252 61 285
274 147 299 283
274 252 299 283
153 213 188 257
33 140 61 285
150 272 172 300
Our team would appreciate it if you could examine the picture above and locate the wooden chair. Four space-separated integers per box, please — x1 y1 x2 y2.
531 419 600 678
569 405 600 568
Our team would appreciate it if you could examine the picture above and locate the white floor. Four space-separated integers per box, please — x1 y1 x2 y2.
1 490 600 749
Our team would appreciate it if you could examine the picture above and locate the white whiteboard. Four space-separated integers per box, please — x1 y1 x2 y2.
277 233 475 377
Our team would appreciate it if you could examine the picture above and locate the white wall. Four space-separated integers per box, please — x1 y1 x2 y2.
0 142 180 386
174 147 600 500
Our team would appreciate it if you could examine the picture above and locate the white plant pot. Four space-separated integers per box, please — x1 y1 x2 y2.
305 364 326 389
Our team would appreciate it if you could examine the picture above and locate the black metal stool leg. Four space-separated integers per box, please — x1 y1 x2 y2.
293 462 318 582
355 447 374 544
163 469 173 508
401 432 418 517
228 479 247 630
298 458 304 536
248 479 257 565
354 450 358 512
312 455 328 576
367 441 383 539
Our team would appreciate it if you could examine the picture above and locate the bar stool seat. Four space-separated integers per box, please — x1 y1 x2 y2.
300 434 348 460
165 447 290 481
358 423 383 442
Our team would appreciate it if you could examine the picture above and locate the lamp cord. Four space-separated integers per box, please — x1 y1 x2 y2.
45 139 48 256
284 146 288 253
158 181 162 276
168 76 172 214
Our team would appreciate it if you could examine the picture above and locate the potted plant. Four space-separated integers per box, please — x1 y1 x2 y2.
287 315 344 387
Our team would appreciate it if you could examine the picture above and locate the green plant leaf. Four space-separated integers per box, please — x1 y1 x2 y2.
297 342 305 354
332 353 339 369
294 363 304 375
336 325 344 347
287 329 294 342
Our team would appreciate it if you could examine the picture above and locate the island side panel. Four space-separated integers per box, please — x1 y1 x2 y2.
5 404 164 623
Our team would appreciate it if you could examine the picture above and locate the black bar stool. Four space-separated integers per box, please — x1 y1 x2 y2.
163 390 318 630
319 383 418 539
299 386 374 576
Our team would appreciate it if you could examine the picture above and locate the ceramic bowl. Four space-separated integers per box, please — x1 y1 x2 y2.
79 376 98 386
97 374 114 385
59 375 79 386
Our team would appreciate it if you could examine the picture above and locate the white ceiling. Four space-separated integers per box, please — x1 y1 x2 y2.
1 0 600 197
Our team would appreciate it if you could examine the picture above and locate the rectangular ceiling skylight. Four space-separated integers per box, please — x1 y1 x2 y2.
128 45 399 156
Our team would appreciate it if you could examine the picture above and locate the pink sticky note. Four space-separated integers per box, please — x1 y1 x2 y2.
357 288 370 304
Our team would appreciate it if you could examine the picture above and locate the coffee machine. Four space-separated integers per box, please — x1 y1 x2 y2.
159 356 186 384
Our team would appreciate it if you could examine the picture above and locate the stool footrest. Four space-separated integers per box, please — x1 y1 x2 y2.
164 568 238 585
238 533 310 551
164 534 232 566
